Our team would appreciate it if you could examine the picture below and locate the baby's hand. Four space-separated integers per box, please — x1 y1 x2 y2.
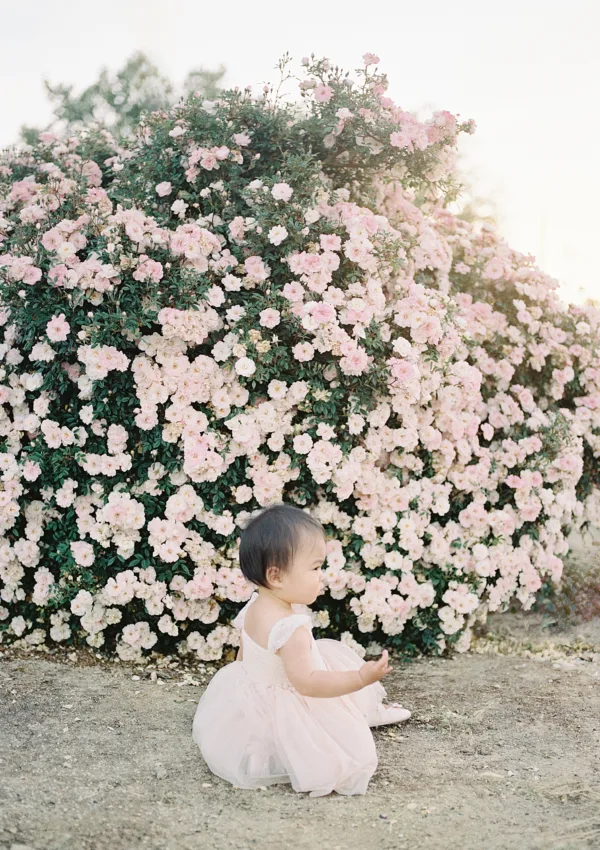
358 649 392 687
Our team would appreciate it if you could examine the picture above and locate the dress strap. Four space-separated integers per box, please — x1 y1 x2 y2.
231 591 258 630
267 613 313 653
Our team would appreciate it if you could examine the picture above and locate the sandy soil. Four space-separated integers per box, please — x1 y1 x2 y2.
1 543 599 850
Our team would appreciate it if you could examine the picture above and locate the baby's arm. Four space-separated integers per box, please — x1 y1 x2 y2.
279 628 391 698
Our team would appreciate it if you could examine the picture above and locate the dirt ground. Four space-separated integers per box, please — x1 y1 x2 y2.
1 540 600 850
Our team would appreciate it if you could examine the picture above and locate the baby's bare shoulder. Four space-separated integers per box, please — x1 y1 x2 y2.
244 601 291 647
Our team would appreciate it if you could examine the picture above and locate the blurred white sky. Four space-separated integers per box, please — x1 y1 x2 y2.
1 0 598 305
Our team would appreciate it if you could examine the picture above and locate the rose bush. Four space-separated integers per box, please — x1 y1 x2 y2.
374 180 600 523
0 53 598 663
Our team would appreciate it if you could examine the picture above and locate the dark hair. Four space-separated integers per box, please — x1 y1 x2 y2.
239 502 325 589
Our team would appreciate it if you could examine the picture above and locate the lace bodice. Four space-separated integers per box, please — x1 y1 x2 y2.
232 592 326 687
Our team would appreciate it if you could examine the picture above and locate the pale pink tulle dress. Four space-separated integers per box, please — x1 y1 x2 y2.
192 591 398 797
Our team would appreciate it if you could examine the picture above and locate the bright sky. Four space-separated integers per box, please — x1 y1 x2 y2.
1 0 598 306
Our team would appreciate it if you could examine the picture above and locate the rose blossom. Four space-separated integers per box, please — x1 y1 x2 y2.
268 225 288 245
292 342 314 362
293 434 313 454
314 84 334 103
271 183 294 202
46 313 71 342
259 308 281 329
235 357 256 377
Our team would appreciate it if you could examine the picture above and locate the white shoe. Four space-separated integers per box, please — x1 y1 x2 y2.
370 702 412 727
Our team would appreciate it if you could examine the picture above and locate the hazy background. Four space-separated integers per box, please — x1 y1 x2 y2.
1 0 597 305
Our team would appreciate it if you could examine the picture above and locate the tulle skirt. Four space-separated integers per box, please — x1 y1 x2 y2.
192 638 389 797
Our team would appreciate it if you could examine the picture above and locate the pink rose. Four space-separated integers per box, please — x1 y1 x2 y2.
23 460 42 481
293 434 313 454
340 348 369 376
363 53 380 66
268 225 288 245
292 342 315 363
244 256 270 282
319 234 341 252
132 256 164 283
259 308 281 329
46 313 71 342
282 281 305 303
310 302 336 324
233 133 251 147
271 182 294 202
390 131 409 149
314 84 334 103
483 257 505 280
390 358 418 385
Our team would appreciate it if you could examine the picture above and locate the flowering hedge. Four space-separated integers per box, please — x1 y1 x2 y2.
0 54 598 663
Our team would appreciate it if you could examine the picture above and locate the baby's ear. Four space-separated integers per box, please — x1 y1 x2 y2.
265 564 283 587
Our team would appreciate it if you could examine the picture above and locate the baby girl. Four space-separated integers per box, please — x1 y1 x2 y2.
192 502 411 797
